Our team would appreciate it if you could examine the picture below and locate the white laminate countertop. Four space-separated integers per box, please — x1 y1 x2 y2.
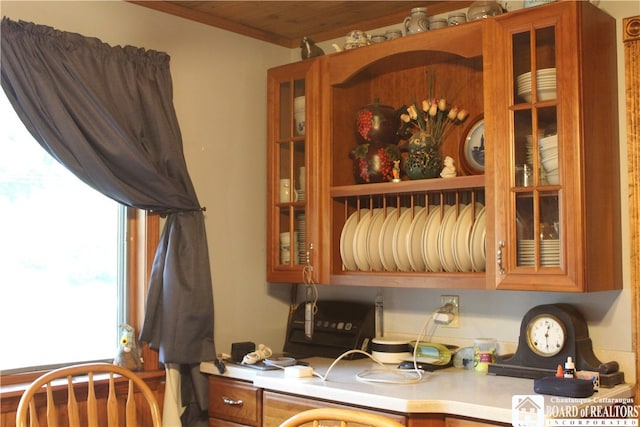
201 357 635 424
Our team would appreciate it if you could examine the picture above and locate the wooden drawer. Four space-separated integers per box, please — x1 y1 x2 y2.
263 391 407 427
209 419 248 427
208 376 262 426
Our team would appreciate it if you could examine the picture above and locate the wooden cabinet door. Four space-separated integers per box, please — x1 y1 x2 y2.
445 417 508 427
262 391 407 427
266 58 328 284
483 1 621 292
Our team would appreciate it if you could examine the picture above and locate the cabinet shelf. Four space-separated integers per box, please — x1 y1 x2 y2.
330 175 484 198
330 271 486 289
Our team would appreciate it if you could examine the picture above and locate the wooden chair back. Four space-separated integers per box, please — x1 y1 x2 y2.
15 363 162 427
279 407 405 427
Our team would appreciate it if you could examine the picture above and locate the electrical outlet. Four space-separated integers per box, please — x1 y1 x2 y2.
440 295 459 328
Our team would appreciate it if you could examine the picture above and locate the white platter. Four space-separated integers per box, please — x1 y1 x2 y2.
352 209 376 271
469 207 487 272
438 205 460 272
422 206 452 272
392 208 416 272
366 208 387 271
407 207 430 272
340 210 365 271
452 203 484 272
379 207 403 272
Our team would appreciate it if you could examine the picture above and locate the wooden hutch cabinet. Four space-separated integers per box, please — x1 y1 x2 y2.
265 1 621 292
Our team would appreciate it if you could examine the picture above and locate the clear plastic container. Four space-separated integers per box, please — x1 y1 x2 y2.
473 338 497 373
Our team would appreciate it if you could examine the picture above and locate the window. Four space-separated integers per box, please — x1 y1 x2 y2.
0 93 130 373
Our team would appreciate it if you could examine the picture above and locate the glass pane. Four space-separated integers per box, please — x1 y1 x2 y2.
536 27 556 71
514 109 534 187
293 140 306 199
279 207 292 265
294 79 306 137
279 82 291 139
516 193 535 267
533 27 556 103
294 208 306 265
1 95 120 370
513 31 531 105
538 106 558 186
539 191 560 267
279 142 291 203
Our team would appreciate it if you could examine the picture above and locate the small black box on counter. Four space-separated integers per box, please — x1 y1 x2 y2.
534 376 595 398
231 341 255 363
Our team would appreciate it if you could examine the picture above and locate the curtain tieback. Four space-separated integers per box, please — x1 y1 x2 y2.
152 206 206 217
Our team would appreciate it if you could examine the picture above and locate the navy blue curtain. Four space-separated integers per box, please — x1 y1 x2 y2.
1 17 214 424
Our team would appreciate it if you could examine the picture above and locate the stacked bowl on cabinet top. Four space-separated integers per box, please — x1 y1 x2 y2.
339 203 486 273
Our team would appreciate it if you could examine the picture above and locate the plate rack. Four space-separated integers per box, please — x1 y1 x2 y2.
330 176 486 287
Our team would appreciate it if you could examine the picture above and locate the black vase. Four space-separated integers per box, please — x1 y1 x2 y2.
404 131 442 180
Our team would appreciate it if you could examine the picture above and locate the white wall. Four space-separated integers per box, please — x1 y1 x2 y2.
1 0 638 368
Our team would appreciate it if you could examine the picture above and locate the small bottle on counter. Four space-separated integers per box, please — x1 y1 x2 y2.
564 357 575 378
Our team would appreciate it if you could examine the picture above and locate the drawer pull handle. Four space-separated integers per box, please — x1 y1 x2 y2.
497 240 505 275
222 396 244 406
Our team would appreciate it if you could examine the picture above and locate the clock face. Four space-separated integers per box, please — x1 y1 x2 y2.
526 314 566 357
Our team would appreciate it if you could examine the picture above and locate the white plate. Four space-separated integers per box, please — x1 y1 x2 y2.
438 205 461 272
469 207 487 272
366 208 387 271
452 203 484 272
422 206 452 272
379 208 403 271
392 208 416 272
407 207 430 272
339 210 366 271
352 209 374 271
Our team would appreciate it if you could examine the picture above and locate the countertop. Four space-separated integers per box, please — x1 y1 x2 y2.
201 357 635 424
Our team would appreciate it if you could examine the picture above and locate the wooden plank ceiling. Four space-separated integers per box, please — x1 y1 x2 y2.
128 1 474 48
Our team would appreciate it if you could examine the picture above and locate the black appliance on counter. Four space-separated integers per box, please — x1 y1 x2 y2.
283 300 374 359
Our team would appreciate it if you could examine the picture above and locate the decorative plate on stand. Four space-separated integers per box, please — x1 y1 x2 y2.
460 115 485 175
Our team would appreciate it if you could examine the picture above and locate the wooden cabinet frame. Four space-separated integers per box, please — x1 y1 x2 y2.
622 13 640 398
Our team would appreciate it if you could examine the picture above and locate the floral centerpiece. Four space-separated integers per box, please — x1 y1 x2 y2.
398 92 469 179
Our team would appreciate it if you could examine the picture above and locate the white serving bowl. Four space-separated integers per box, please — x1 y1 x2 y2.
542 159 558 173
546 173 559 184
539 134 557 147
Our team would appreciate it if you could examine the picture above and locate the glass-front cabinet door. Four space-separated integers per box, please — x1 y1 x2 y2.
484 2 621 292
510 26 561 273
267 59 323 284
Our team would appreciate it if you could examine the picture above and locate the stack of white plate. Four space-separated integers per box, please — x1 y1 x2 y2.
296 213 306 264
518 239 560 266
539 134 559 184
525 135 535 166
338 204 486 273
516 68 556 103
